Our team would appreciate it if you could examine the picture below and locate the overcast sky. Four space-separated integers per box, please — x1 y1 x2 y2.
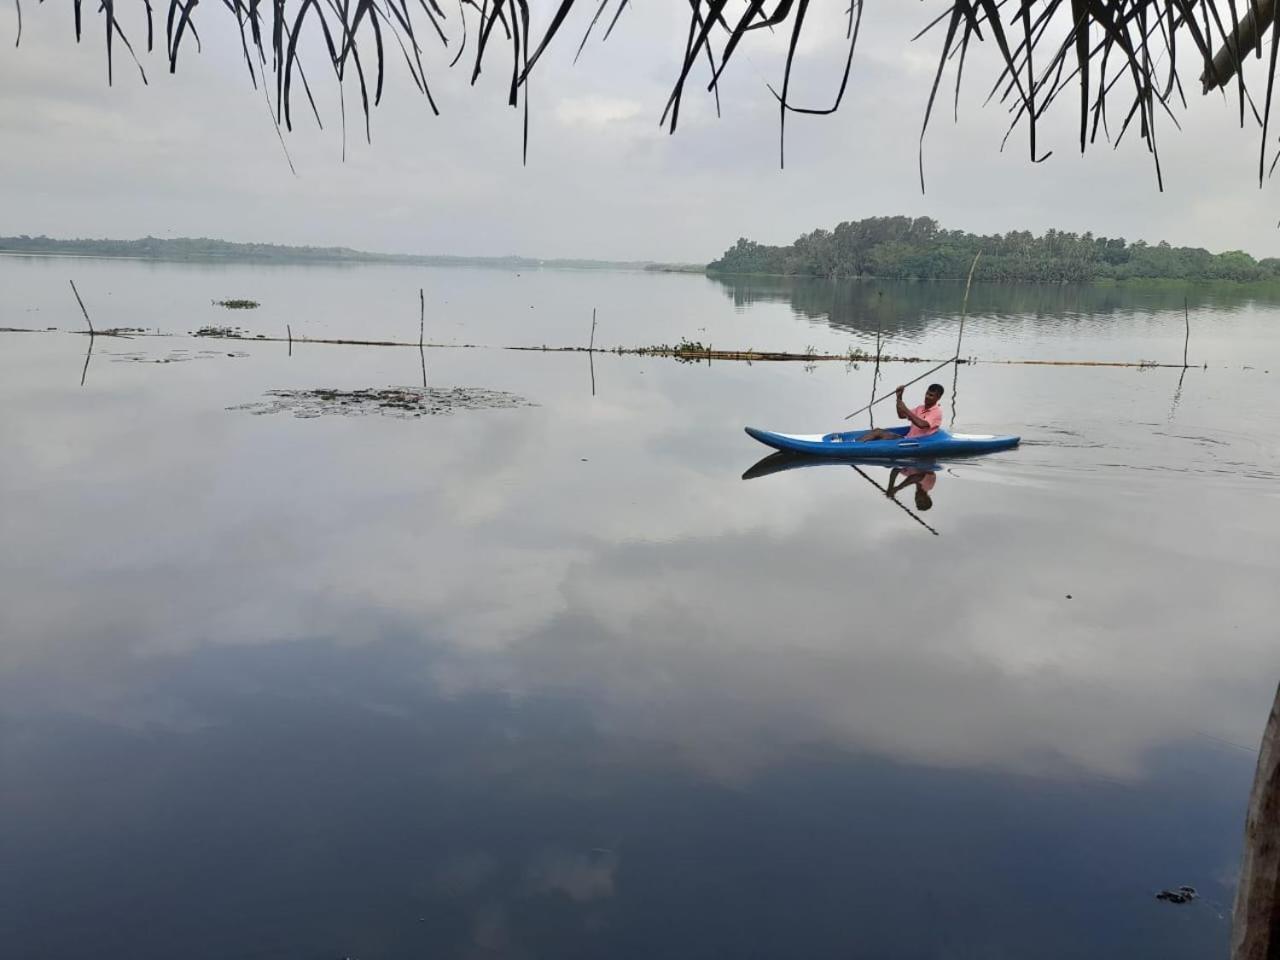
2 2 1279 261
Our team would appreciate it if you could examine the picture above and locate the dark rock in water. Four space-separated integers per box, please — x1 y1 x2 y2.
230 386 537 419
1155 886 1198 904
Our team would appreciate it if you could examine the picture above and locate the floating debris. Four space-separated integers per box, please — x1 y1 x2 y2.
1155 886 1199 905
111 349 247 364
230 386 537 419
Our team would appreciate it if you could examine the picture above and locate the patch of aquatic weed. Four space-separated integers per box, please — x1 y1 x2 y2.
230 386 537 419
112 348 249 364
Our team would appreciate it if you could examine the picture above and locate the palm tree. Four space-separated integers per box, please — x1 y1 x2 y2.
12 0 1280 180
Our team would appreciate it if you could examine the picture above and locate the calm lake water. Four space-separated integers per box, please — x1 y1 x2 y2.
2 256 1279 959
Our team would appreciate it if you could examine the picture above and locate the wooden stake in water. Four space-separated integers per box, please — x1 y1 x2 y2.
419 288 427 387
955 251 980 359
589 308 598 396
951 252 980 427
1183 298 1191 369
870 305 883 427
69 279 94 335
845 252 980 422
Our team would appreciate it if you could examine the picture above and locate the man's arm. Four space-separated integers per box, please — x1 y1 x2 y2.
895 387 930 429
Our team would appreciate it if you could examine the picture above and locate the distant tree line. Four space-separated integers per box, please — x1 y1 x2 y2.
0 235 372 262
708 217 1280 283
0 235 660 271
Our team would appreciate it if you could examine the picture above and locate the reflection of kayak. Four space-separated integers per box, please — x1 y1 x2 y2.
742 451 942 481
743 425 1020 458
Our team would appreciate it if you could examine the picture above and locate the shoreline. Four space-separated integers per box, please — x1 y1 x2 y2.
704 269 1280 288
0 249 697 273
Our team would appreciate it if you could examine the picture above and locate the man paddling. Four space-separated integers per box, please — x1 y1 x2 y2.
858 383 944 442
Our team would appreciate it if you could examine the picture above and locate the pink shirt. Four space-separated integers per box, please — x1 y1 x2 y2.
905 403 942 438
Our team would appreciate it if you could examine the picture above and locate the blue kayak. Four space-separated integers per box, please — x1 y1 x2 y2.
744 424 1020 458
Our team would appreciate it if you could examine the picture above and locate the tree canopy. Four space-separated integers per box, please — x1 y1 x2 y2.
709 215 1280 282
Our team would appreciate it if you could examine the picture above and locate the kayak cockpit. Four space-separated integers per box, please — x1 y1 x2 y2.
821 426 911 444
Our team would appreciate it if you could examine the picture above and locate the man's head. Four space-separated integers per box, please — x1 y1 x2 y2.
923 383 945 408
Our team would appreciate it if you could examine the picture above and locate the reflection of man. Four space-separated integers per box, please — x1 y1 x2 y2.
858 384 944 442
888 466 937 512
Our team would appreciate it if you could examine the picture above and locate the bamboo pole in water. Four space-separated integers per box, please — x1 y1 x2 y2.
418 289 427 386
951 253 980 428
955 252 980 360
1231 682 1280 960
588 308 598 396
71 280 97 387
846 252 980 422
69 280 94 335
1184 299 1191 369
55 325 1211 370
870 304 883 427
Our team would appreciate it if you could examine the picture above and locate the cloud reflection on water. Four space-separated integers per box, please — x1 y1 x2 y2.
1 334 1277 786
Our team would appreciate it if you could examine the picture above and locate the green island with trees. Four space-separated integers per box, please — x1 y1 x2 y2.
708 216 1280 284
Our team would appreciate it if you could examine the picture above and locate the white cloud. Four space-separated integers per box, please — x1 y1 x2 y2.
555 95 645 129
0 2 1278 260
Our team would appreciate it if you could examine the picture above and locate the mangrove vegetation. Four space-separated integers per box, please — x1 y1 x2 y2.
708 217 1280 284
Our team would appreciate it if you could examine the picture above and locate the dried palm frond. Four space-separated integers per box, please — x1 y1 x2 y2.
14 1 1280 185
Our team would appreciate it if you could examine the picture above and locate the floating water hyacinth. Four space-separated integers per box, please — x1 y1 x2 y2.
230 386 537 419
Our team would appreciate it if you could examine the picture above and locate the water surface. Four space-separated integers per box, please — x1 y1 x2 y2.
2 258 1278 959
